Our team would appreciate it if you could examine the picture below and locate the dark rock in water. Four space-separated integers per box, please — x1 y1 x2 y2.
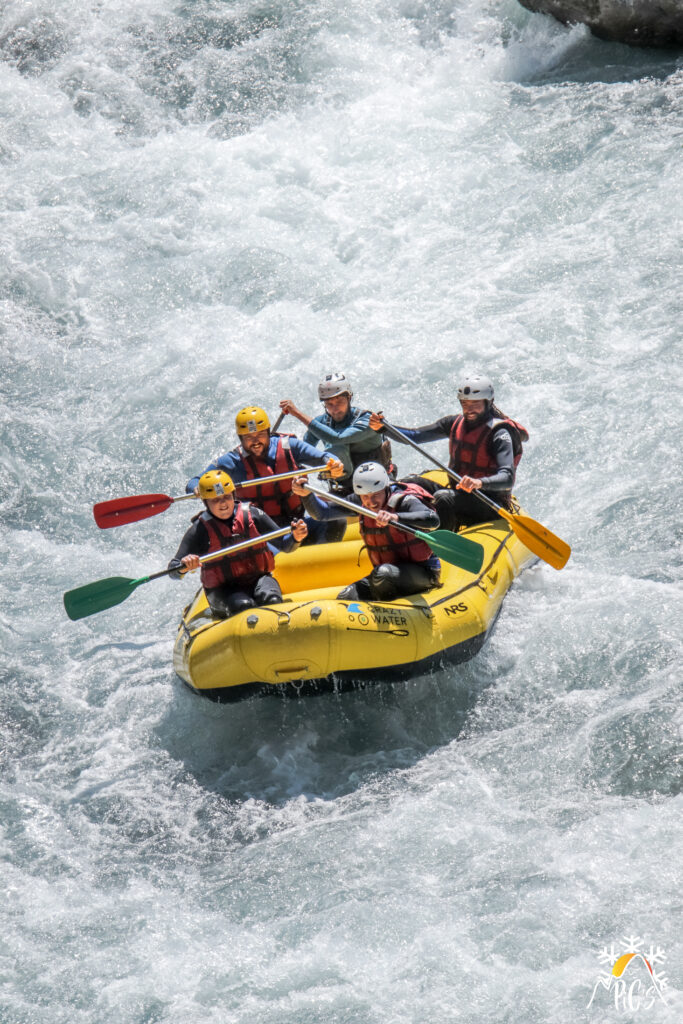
517 0 683 48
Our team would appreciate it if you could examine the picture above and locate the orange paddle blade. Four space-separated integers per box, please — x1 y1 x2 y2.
499 509 571 570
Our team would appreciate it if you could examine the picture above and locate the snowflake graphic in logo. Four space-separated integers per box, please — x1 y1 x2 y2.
588 935 667 1011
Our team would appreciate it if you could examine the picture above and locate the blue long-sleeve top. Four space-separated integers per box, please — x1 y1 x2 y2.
186 434 331 494
391 414 515 492
303 407 377 448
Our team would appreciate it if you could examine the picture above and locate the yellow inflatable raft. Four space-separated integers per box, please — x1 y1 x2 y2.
173 477 537 700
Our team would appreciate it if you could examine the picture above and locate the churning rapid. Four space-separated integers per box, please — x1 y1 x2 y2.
1 0 681 1020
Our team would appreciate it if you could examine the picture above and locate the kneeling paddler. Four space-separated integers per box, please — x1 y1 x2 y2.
293 462 440 603
169 470 307 619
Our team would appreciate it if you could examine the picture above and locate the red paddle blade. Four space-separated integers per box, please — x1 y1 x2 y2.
93 493 173 529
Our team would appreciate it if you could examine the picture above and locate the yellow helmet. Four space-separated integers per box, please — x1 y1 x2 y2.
235 406 270 436
198 470 235 501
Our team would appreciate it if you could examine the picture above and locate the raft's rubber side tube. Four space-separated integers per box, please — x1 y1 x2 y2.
173 506 536 700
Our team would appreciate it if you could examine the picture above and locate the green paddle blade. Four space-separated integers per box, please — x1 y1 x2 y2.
417 528 484 574
63 575 149 621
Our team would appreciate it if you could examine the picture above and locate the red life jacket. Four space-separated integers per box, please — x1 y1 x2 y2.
200 503 274 589
360 483 435 567
236 435 303 522
448 414 528 494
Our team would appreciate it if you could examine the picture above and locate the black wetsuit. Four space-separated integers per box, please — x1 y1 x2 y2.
302 489 441 602
392 414 516 530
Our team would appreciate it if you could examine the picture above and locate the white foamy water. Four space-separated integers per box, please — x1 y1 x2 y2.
1 1 681 1021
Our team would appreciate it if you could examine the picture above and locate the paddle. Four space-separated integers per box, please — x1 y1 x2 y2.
93 466 325 529
380 420 571 571
94 409 289 529
63 527 291 621
304 483 484 575
94 492 195 529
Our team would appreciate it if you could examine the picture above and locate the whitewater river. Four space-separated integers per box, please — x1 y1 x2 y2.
1 1 681 1021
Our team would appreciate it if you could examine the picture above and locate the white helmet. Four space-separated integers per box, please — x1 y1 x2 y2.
318 372 352 401
457 375 494 402
353 462 390 495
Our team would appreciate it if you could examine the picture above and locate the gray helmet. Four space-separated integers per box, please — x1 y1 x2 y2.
457 375 494 402
318 372 353 401
353 462 390 496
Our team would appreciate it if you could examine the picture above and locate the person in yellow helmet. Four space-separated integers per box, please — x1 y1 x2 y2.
168 470 307 618
186 406 346 544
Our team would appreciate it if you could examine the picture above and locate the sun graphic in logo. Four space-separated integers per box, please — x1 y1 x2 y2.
587 936 668 1010
611 952 655 979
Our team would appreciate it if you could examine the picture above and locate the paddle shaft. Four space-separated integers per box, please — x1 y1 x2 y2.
63 526 293 620
148 526 292 582
238 465 323 489
185 464 325 500
94 468 327 528
305 483 428 539
303 482 484 574
109 468 321 507
156 493 196 506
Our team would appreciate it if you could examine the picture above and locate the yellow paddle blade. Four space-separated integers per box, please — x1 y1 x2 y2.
499 509 571 570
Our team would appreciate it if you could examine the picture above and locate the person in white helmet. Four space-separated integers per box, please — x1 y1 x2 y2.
279 373 392 494
369 375 528 531
292 462 440 602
